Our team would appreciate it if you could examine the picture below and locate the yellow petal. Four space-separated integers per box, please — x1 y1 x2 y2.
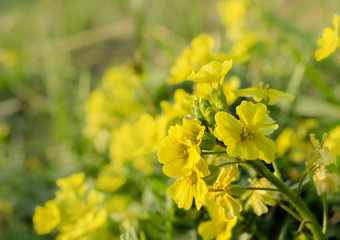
33 200 60 234
267 89 295 105
194 158 211 178
167 34 214 84
193 178 208 210
260 117 279 136
227 139 259 160
204 197 226 221
253 132 276 164
234 86 263 102
216 165 239 187
214 111 242 146
236 101 268 131
198 221 216 240
180 120 205 146
218 194 242 220
216 217 237 240
168 177 194 210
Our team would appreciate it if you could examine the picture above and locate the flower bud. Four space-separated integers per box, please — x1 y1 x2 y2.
200 132 216 150
200 100 216 128
312 165 339 196
203 165 221 185
192 99 205 122
211 86 227 111
226 185 246 196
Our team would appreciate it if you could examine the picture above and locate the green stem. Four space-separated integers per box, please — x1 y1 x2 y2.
208 188 225 192
216 161 242 168
246 160 325 240
272 159 282 180
297 171 308 198
201 151 227 155
245 187 280 192
321 193 328 235
216 141 226 149
278 202 303 222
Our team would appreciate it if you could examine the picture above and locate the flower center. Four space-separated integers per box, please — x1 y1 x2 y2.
241 126 253 140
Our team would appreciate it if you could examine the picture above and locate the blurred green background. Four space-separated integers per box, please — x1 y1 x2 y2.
0 0 340 239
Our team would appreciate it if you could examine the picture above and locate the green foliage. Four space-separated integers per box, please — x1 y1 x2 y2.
1 0 340 239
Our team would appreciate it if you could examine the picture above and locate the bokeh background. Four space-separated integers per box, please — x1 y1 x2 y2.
1 0 340 239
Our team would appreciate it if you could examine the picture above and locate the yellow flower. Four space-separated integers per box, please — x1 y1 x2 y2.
167 34 214 84
234 82 294 105
198 195 237 240
167 159 210 210
213 165 242 219
244 178 278 216
313 165 339 196
306 133 337 173
57 209 107 240
56 172 88 200
110 201 146 231
214 101 278 163
223 76 241 106
158 120 205 177
33 200 60 234
218 0 246 27
195 75 240 107
188 60 233 88
160 89 194 125
34 172 108 239
326 126 340 156
105 195 129 213
110 114 161 175
84 67 144 152
95 173 126 192
276 128 295 157
315 14 340 61
230 32 257 62
275 119 319 163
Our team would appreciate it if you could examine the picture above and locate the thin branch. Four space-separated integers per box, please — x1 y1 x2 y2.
272 159 282 180
278 202 303 222
297 171 308 198
245 187 280 192
216 161 242 168
201 151 227 156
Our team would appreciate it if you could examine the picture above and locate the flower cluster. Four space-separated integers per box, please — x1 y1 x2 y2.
158 120 209 210
33 173 107 239
157 41 288 237
32 6 340 239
